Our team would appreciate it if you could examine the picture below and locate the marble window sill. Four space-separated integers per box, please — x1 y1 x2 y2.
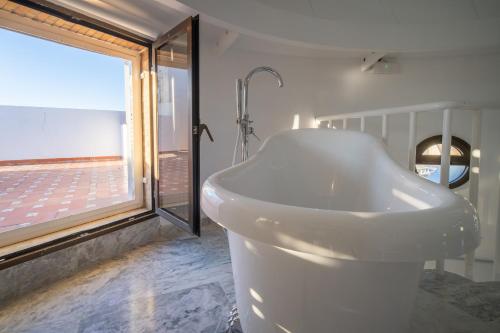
0 208 151 258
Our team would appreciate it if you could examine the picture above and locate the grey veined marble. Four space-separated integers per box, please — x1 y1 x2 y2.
419 270 500 323
1 219 500 333
0 216 186 304
78 282 229 333
0 220 234 333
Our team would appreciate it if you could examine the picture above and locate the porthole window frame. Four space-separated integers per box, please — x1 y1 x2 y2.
415 135 471 189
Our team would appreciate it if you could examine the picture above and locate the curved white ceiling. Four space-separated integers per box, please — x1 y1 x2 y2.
45 0 500 57
174 0 500 54
254 0 500 24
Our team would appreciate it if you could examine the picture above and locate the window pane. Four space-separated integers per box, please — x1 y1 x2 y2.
0 28 135 233
416 164 468 185
422 144 462 156
157 31 191 221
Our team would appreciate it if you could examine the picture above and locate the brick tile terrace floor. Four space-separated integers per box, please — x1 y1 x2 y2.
0 152 190 233
158 151 189 205
0 160 130 233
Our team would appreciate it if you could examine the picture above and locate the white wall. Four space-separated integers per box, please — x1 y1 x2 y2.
0 105 125 160
199 45 500 261
199 43 317 183
312 53 500 115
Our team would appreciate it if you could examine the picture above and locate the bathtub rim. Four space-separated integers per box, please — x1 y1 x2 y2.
202 177 479 262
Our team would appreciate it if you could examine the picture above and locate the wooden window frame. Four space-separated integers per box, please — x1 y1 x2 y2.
0 9 152 248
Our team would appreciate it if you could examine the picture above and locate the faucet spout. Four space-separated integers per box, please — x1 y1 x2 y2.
244 66 284 88
242 66 283 118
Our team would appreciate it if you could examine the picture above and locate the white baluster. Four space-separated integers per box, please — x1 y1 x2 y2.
360 117 366 132
494 185 500 281
440 109 452 186
408 112 417 171
466 110 481 280
381 114 388 144
436 108 452 275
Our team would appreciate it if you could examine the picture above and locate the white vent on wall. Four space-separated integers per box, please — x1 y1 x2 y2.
361 53 400 74
372 59 401 74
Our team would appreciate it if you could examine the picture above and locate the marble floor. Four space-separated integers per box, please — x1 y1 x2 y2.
0 221 234 333
1 221 500 333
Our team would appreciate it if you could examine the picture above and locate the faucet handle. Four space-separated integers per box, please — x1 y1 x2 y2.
249 127 261 141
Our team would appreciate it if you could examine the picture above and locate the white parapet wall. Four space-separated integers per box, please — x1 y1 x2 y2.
0 105 125 161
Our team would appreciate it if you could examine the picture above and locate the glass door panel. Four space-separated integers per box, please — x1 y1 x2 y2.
154 17 200 235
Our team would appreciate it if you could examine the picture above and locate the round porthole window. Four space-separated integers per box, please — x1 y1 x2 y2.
415 135 471 189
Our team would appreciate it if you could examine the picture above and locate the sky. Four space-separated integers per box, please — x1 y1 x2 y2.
0 28 126 111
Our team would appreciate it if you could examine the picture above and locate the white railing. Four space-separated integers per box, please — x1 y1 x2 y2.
316 101 482 280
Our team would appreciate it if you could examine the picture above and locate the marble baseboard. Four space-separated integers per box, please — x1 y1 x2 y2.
0 216 186 305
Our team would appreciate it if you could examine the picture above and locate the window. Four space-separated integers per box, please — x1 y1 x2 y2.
415 135 471 189
0 5 147 247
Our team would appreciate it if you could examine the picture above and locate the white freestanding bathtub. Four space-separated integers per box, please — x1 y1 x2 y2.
201 129 480 333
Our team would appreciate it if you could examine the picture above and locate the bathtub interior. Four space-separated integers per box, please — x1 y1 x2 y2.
217 129 455 213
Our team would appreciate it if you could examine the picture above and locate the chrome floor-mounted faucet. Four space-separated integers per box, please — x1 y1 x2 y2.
232 66 284 164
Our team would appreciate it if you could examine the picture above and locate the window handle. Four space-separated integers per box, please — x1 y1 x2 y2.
199 123 214 142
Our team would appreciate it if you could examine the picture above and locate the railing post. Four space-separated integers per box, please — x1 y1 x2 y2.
381 114 388 144
436 108 452 275
465 110 481 280
408 112 417 171
468 110 481 206
440 109 452 186
495 185 500 281
360 117 366 132
343 118 347 130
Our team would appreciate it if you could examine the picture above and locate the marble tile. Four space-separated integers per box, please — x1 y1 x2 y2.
78 282 229 333
420 270 500 322
0 221 234 333
0 216 181 304
410 288 500 333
